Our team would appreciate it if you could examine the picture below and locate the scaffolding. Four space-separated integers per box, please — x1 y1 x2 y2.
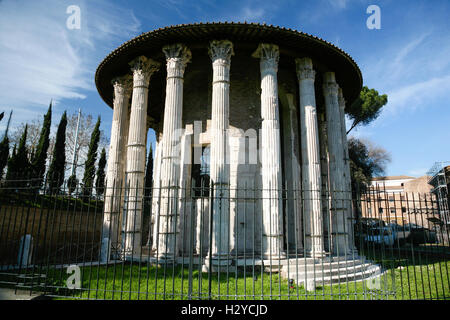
427 161 450 225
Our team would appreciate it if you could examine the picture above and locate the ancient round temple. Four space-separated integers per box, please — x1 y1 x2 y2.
96 23 367 278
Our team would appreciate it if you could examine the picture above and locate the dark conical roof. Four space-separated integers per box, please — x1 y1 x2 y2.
96 22 362 110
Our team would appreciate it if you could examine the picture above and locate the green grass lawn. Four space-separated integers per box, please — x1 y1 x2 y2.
2 247 449 300
34 259 448 300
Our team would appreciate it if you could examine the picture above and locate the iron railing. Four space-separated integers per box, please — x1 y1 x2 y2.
0 179 448 300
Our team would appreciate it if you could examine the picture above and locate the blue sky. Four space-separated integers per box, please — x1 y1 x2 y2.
0 0 449 177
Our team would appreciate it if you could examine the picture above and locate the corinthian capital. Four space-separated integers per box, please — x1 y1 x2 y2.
295 57 316 81
323 83 339 97
111 75 133 98
209 40 234 64
252 43 279 72
163 43 192 78
129 56 160 87
322 72 339 97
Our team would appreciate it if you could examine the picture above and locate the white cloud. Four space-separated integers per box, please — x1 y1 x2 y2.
328 0 350 9
212 0 279 23
393 33 429 66
0 0 140 129
361 30 450 123
238 6 266 21
387 75 450 114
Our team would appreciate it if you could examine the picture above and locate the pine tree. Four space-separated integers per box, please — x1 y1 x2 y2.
0 111 12 180
47 111 67 194
6 125 30 188
82 116 100 197
31 102 52 189
95 147 106 196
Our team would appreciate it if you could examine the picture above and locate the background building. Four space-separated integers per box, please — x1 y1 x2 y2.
427 162 450 226
362 175 438 228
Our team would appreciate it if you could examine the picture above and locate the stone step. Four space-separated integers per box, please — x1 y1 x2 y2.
286 265 382 287
234 257 318 267
282 262 375 279
15 282 47 289
16 274 47 279
322 255 365 263
282 259 368 272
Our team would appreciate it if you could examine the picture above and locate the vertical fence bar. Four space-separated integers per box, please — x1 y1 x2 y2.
42 175 61 295
188 181 195 300
431 192 450 297
180 179 187 300
154 180 162 300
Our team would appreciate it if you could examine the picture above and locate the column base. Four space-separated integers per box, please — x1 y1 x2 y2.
262 251 287 260
261 251 287 272
305 249 327 259
100 237 111 263
156 253 177 265
332 248 359 258
286 247 304 256
202 254 232 273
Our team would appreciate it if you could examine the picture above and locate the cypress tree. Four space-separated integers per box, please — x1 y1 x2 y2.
0 111 12 180
82 116 100 197
144 144 153 246
95 147 106 196
47 111 67 193
0 136 9 180
7 125 30 188
67 174 78 195
6 144 16 182
144 144 153 198
31 102 52 189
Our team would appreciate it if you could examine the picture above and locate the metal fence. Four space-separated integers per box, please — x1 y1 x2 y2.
0 180 449 300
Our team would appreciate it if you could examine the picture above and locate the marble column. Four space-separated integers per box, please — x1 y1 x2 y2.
101 75 132 262
338 88 357 255
318 112 331 252
283 93 303 254
207 40 233 266
253 43 285 259
151 131 163 251
296 57 326 258
157 44 191 261
323 72 349 256
123 56 160 257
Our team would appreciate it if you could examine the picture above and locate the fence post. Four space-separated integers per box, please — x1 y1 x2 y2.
18 234 33 267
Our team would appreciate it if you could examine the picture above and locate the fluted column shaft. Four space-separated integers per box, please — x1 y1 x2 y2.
323 72 349 256
151 133 163 251
254 43 284 258
101 75 132 261
285 94 303 254
296 58 325 258
157 44 191 260
123 56 160 257
208 40 233 263
338 88 357 255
